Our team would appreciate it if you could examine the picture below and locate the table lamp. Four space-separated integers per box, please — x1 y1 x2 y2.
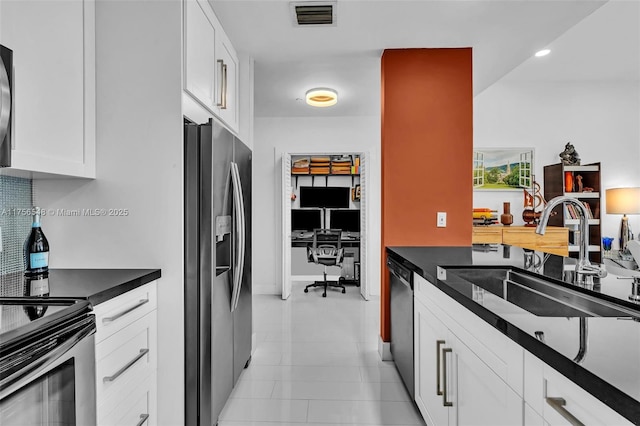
605 187 640 254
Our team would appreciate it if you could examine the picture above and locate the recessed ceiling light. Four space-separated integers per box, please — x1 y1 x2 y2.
535 49 551 57
305 88 338 107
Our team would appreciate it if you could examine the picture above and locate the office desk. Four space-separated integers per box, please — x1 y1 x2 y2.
290 232 360 285
291 234 360 248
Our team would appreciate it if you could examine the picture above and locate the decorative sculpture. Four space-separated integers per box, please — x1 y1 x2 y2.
559 142 581 166
522 180 547 227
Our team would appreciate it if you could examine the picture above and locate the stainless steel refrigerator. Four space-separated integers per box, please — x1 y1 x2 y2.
184 118 252 426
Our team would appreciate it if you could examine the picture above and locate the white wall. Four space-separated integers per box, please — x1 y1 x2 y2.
253 116 381 296
474 80 640 249
34 2 184 424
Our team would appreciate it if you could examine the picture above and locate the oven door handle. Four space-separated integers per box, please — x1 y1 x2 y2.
0 319 94 400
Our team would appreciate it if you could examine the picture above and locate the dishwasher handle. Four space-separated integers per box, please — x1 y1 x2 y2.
387 258 413 289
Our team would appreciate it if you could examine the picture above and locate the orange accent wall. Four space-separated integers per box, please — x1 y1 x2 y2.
381 49 473 342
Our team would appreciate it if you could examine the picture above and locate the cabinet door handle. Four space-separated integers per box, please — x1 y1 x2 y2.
436 340 445 395
103 348 149 383
217 59 227 109
546 397 585 426
102 299 149 324
442 347 453 407
136 414 150 426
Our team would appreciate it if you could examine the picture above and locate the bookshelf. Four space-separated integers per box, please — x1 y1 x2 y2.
543 162 601 263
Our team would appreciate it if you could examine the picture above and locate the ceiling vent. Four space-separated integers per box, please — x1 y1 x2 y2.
290 1 337 26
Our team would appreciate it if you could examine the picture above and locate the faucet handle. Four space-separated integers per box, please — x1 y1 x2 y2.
579 263 608 278
616 276 640 302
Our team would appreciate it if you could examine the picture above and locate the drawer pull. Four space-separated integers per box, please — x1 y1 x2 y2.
442 347 453 407
103 348 149 383
136 414 150 426
103 299 149 324
546 397 585 426
436 340 445 395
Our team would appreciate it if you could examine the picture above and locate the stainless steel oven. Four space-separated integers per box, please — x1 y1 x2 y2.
0 298 96 425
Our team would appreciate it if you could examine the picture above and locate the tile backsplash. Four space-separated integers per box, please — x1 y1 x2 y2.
0 175 33 295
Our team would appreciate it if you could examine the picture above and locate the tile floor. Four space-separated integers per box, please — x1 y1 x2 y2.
218 282 426 426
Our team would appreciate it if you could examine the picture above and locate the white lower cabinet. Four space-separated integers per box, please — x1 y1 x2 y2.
524 351 632 426
525 402 546 426
93 281 158 426
414 274 523 426
415 295 451 425
412 270 632 426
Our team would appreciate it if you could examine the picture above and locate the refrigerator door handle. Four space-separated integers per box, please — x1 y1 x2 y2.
234 162 246 311
230 162 245 312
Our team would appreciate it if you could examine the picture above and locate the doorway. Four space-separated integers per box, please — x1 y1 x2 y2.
281 152 370 300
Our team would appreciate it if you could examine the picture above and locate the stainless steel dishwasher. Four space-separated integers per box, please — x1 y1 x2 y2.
388 256 414 399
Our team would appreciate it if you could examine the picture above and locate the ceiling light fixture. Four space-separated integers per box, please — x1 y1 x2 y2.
305 88 338 107
535 49 551 57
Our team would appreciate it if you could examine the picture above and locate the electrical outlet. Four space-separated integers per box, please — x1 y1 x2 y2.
437 212 447 227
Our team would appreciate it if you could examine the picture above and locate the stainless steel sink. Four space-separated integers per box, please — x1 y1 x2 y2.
446 267 640 318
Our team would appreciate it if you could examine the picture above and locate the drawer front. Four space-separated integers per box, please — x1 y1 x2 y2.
94 281 157 343
96 310 157 411
472 227 503 244
502 227 568 255
99 374 157 426
542 365 632 426
502 228 537 246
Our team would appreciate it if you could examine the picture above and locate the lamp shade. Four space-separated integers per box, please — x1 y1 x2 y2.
606 187 640 214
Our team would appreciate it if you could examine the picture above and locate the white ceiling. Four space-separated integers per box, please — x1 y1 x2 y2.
210 0 636 118
502 1 640 83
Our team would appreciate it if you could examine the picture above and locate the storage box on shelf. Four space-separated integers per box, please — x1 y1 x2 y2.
93 281 158 426
0 0 96 178
543 162 602 263
291 154 361 187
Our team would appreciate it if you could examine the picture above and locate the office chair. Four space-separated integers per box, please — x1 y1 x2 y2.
304 229 346 297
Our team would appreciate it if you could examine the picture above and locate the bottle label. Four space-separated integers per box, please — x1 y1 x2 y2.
30 252 49 269
29 276 49 296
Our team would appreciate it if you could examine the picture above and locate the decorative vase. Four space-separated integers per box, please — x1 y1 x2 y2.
500 202 513 226
522 209 541 227
564 171 574 192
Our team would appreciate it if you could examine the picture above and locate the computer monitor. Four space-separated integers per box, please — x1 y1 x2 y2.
329 209 360 233
299 186 350 208
291 209 322 231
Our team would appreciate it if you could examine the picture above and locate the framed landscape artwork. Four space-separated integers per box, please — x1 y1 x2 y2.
473 148 534 191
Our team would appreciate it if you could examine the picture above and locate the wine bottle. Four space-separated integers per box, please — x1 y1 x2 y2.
24 272 50 319
23 211 50 319
24 210 50 276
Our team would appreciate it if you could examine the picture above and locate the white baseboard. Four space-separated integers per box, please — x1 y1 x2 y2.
378 335 392 361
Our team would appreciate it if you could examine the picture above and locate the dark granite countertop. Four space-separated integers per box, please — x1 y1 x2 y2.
46 269 161 305
387 245 640 424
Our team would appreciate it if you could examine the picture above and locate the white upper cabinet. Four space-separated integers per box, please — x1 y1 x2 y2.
183 0 239 134
215 33 238 132
0 0 95 178
184 0 217 110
